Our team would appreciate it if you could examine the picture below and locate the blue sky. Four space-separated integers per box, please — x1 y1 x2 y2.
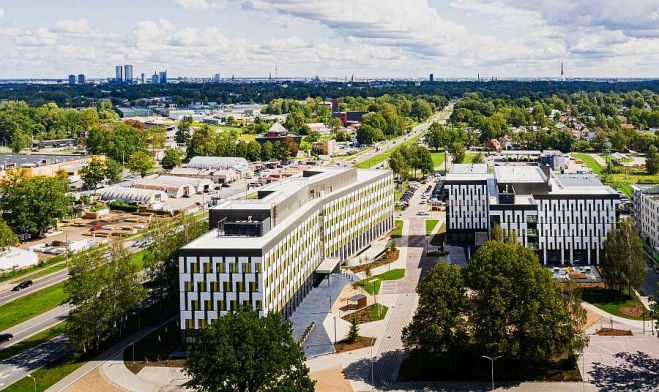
0 0 657 79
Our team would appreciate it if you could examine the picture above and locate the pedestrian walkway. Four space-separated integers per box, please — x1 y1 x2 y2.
290 273 351 358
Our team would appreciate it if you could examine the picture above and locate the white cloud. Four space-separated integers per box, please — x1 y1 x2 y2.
53 18 92 34
15 28 57 46
0 8 5 19
174 0 223 13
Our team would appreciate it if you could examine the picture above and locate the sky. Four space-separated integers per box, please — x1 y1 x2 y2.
0 0 657 79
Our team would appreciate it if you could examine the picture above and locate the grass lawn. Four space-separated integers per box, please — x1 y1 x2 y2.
581 287 647 320
131 249 147 269
431 152 447 170
463 152 481 164
603 172 659 198
426 219 439 235
571 153 604 175
391 220 404 238
0 322 67 362
343 304 388 324
0 281 66 331
9 262 67 284
430 224 446 246
355 132 425 169
355 269 405 294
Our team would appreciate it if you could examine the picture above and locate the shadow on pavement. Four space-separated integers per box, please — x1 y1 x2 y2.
589 351 659 392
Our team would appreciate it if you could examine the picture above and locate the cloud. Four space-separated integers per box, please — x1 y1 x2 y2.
174 0 223 13
0 8 5 19
14 28 57 46
53 19 92 34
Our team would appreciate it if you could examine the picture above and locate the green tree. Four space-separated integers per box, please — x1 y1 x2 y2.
1 174 73 236
186 125 216 159
464 241 587 362
176 118 192 144
471 152 485 164
402 263 467 358
80 157 107 190
449 142 466 164
347 317 360 344
601 219 646 295
184 306 315 392
245 141 262 162
356 124 376 145
160 148 183 170
0 218 18 251
104 158 123 183
389 148 410 179
127 151 154 177
10 130 31 153
260 141 274 161
646 145 659 175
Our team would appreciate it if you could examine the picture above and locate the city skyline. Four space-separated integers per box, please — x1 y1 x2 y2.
0 0 656 79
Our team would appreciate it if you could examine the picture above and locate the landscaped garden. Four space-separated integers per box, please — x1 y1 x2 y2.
343 304 388 324
580 287 647 320
354 269 405 295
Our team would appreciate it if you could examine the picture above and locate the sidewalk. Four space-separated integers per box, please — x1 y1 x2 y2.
581 302 651 330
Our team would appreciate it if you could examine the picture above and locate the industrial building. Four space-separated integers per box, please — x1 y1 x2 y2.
97 186 168 204
445 164 620 264
178 167 394 341
132 175 213 197
0 154 100 179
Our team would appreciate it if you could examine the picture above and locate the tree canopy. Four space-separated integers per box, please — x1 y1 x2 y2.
601 219 646 295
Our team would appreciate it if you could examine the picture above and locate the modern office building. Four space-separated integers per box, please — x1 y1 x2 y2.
77 74 86 84
178 167 394 341
631 184 659 250
140 73 145 84
159 70 168 84
151 72 159 84
429 73 434 82
445 164 619 264
212 73 221 82
115 65 123 83
68 74 76 85
124 64 134 84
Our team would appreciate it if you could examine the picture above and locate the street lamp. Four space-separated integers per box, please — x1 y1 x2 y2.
482 355 500 391
26 374 36 392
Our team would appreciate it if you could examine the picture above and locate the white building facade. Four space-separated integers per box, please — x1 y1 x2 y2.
446 164 620 264
632 184 659 250
178 167 394 342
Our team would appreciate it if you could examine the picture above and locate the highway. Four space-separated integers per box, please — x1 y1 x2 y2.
348 101 455 167
0 306 70 351
0 335 70 390
0 267 69 306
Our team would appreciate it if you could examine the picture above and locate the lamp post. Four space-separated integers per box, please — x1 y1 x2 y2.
26 374 36 392
482 355 500 391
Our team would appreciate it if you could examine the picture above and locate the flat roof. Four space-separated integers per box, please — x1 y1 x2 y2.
0 154 86 167
494 166 547 183
446 164 492 181
550 174 618 195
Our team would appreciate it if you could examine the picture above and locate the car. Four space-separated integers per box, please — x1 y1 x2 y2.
416 211 430 216
0 334 13 344
12 280 33 291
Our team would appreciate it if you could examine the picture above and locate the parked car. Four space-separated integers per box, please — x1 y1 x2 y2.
0 333 13 344
12 280 33 291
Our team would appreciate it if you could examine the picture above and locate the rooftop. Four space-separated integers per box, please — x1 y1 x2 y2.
0 153 87 168
446 164 492 181
495 166 547 183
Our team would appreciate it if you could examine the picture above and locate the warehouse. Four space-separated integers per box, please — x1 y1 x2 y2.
187 156 249 171
132 176 212 197
97 186 168 204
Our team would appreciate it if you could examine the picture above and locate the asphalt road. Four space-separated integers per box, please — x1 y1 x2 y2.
0 305 70 351
0 335 70 390
0 268 69 306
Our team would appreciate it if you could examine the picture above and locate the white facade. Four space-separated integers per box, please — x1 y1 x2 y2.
632 184 659 250
446 164 619 264
178 167 394 341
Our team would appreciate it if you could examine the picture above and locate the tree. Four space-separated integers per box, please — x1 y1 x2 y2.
176 117 192 144
1 173 73 236
464 241 587 362
449 142 466 164
186 125 216 159
601 219 646 295
184 306 315 392
260 141 274 161
160 148 183 170
245 141 262 162
471 152 485 164
402 262 467 358
646 145 659 175
80 157 107 189
127 151 154 177
104 158 123 183
347 317 360 344
0 218 18 251
356 124 377 145
389 148 410 179
10 130 31 153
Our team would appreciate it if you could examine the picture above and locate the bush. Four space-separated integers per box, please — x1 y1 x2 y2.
108 200 139 212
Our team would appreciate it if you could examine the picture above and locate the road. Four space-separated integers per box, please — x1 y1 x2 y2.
0 335 70 390
0 268 69 306
0 305 70 351
344 101 455 167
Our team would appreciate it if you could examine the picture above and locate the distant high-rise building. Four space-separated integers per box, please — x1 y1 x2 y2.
159 70 167 84
124 64 134 84
77 74 86 84
68 74 76 85
429 73 434 82
213 73 221 83
115 65 123 83
140 73 145 84
561 61 564 78
151 71 159 84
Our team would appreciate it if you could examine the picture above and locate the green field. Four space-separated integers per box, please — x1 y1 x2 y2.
426 219 439 235
571 153 604 174
431 152 447 169
463 152 481 164
9 262 67 284
355 269 405 294
391 220 404 238
0 282 66 331
355 132 425 169
604 172 659 198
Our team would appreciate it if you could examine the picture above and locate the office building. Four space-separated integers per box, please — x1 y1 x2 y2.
178 167 394 341
632 184 659 250
159 70 168 84
213 73 221 83
151 72 159 84
68 74 76 85
115 65 123 83
140 73 145 84
429 73 434 82
77 74 86 84
124 64 134 84
445 164 619 264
